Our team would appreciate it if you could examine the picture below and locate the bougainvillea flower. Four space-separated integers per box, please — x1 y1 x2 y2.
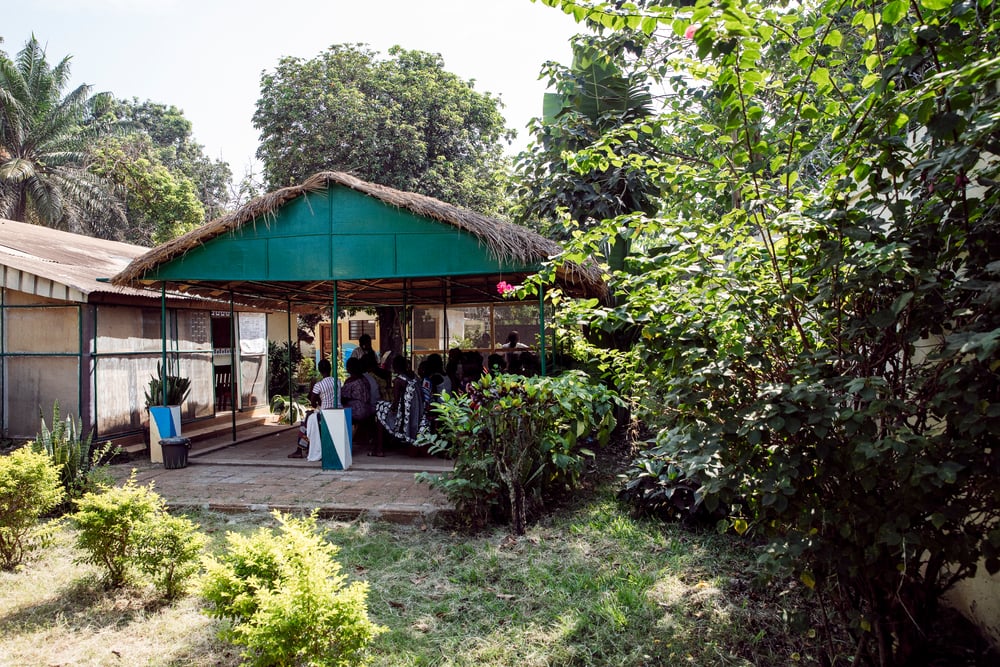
496 280 516 296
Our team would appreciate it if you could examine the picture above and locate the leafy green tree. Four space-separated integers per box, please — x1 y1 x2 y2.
513 31 661 273
253 44 513 214
102 98 232 220
88 134 205 244
0 36 125 233
513 30 663 358
537 0 1000 664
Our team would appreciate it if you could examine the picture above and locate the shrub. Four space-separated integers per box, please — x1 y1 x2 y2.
267 340 303 399
71 475 204 596
133 513 207 599
32 401 118 506
200 510 384 667
617 446 719 525
418 370 619 534
0 447 64 570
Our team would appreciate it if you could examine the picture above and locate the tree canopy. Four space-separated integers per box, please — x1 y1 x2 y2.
86 98 233 244
103 98 231 221
87 133 205 245
0 38 231 245
513 31 661 273
253 44 513 214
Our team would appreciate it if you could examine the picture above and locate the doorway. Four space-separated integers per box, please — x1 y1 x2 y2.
211 313 233 411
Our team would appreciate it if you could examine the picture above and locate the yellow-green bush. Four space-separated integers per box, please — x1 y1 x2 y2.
200 510 384 667
71 476 205 596
0 447 64 570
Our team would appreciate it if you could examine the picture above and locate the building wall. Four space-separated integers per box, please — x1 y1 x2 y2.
1 290 81 438
946 565 1000 647
2 287 265 442
93 305 216 436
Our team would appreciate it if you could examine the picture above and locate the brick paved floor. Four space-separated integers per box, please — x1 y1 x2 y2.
112 426 454 524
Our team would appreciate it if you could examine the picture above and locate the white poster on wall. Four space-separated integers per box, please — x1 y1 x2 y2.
238 313 267 355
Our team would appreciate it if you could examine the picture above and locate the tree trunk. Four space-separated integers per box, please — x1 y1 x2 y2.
509 480 527 536
376 306 405 359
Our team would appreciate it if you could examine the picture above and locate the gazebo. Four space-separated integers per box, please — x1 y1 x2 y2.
112 171 607 462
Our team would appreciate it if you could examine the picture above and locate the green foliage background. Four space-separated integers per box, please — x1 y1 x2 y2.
526 0 1000 663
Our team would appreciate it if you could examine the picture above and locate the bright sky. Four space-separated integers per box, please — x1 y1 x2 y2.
3 0 585 179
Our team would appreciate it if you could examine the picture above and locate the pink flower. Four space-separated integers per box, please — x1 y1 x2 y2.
684 24 698 39
496 281 516 297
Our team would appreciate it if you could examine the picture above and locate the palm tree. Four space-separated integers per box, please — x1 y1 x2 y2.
0 36 124 233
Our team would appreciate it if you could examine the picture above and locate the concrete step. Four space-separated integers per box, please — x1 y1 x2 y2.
119 407 278 454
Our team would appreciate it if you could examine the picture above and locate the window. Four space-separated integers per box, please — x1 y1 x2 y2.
413 312 437 339
348 319 376 340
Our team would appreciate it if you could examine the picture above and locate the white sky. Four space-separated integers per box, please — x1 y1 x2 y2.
3 0 586 179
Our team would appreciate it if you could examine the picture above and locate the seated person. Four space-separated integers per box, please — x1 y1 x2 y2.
340 357 373 448
375 355 427 451
420 353 451 432
500 331 529 369
289 358 335 460
460 350 484 392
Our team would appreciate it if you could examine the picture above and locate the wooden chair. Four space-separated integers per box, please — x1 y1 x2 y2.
215 366 233 411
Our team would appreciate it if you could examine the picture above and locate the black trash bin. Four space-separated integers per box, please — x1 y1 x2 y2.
160 436 191 469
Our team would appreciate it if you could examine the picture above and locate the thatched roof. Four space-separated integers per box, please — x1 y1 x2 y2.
112 171 608 311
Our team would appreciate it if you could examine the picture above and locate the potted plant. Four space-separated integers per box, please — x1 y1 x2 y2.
295 358 321 393
270 394 308 425
144 361 192 408
144 361 192 464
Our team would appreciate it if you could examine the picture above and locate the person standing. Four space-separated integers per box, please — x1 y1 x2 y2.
350 333 374 361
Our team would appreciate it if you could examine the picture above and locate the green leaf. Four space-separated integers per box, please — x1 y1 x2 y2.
869 308 896 328
891 292 914 316
927 111 965 139
919 0 951 10
810 68 832 91
883 0 909 25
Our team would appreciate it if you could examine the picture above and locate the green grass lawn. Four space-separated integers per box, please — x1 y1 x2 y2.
0 483 837 666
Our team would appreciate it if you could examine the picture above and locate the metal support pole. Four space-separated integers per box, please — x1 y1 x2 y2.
332 282 340 406
402 280 409 359
539 284 547 377
77 303 84 428
230 293 236 441
442 279 449 353
160 285 167 406
287 300 293 400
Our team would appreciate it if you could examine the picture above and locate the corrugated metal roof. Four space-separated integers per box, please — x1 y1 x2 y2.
0 218 158 302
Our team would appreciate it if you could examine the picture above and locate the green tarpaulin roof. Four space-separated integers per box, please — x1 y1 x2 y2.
112 172 607 312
